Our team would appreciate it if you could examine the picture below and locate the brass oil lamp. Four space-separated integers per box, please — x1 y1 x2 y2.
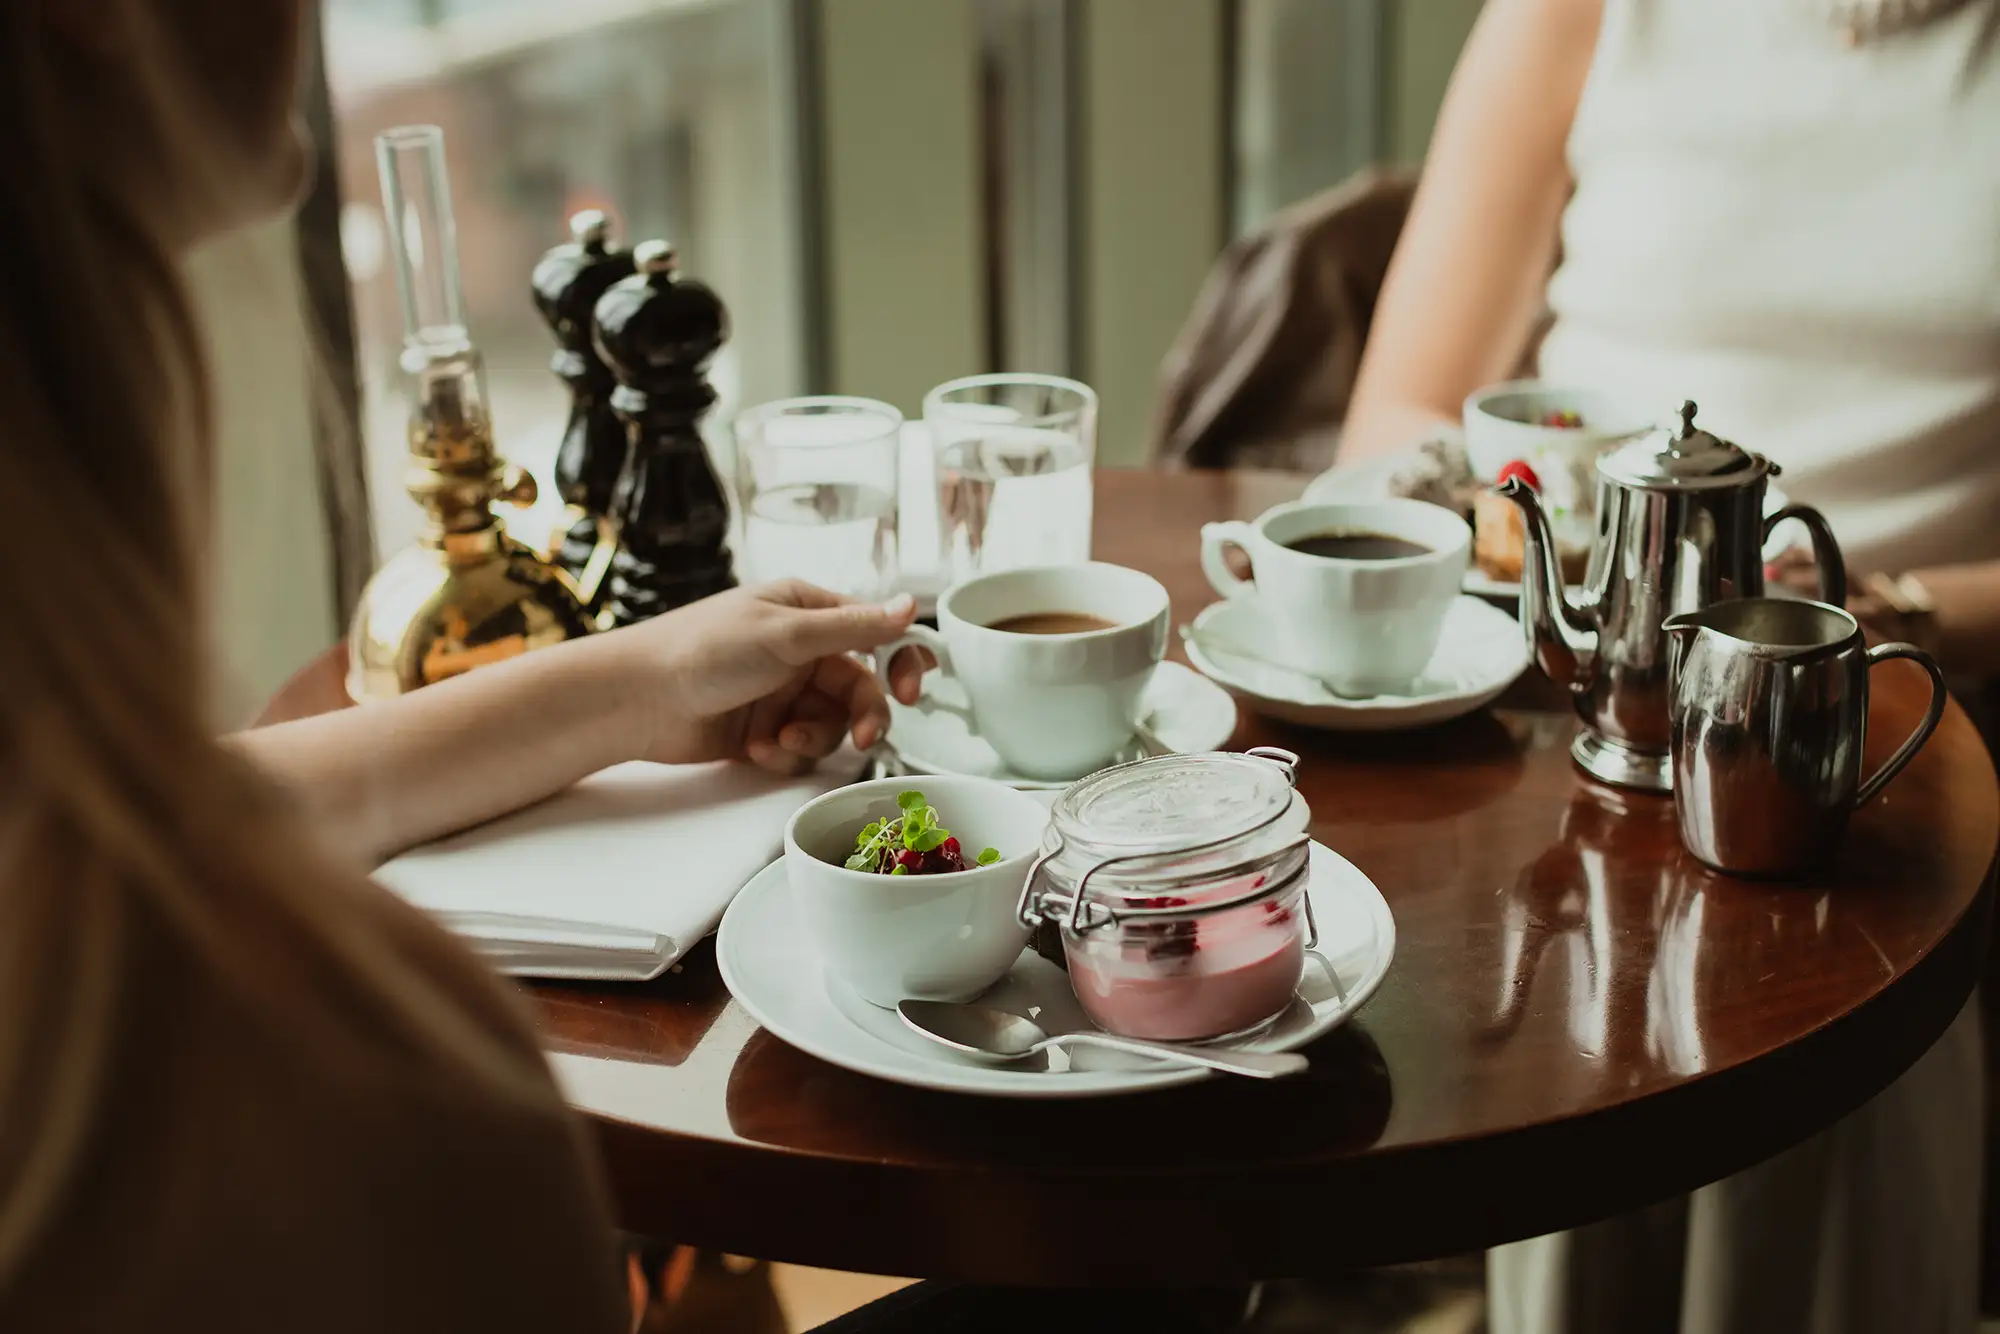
347 125 592 701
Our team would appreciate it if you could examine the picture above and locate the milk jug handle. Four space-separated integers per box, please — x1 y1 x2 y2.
1763 505 1847 606
1854 644 1947 807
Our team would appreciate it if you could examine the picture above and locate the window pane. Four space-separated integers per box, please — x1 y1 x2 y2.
324 0 807 555
1232 0 1483 234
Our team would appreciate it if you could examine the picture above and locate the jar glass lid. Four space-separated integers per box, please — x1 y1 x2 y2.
1035 749 1310 905
1052 749 1297 853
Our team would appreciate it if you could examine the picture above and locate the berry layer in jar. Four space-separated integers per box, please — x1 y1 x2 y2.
1062 873 1306 1041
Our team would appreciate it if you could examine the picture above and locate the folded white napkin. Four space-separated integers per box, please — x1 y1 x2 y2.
375 752 863 981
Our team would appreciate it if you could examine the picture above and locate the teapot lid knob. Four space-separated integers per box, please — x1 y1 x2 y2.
1675 400 1699 440
569 208 610 247
634 239 677 275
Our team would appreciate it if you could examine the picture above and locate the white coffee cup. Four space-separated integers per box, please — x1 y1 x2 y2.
1201 499 1470 695
875 563 1169 780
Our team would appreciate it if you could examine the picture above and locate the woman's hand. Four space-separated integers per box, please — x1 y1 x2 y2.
611 581 927 774
1767 549 2000 675
1767 547 1915 640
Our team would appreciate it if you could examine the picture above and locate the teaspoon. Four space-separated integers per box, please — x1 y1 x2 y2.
897 999 1308 1079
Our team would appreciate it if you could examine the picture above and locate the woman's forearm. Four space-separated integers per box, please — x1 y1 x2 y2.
1338 0 1599 466
1338 403 1461 464
1911 561 2000 679
229 633 647 867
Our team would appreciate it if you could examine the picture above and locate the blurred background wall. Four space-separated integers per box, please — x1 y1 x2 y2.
197 0 1485 690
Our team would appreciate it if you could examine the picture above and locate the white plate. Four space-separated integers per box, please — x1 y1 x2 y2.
1303 454 1795 598
1184 595 1529 732
716 841 1395 1099
881 661 1238 791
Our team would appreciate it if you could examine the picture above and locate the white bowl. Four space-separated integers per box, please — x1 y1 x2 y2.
784 775 1049 1008
1462 379 1648 482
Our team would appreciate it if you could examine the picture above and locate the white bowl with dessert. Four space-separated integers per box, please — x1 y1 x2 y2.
785 776 1048 1007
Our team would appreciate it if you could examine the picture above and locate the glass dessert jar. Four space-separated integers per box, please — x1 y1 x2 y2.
1018 747 1315 1041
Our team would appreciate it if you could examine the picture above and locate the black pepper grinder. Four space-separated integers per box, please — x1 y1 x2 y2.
531 208 636 608
592 239 737 625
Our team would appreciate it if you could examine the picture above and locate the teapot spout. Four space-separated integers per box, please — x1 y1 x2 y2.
1496 476 1598 690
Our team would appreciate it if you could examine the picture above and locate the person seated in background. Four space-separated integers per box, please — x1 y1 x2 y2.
1334 0 1997 1331
0 2 927 1329
1340 0 2000 685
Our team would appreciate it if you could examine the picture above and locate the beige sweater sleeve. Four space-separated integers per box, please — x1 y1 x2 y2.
0 878 630 1334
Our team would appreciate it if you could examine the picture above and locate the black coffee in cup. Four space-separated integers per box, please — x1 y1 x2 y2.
1284 530 1432 561
986 612 1121 635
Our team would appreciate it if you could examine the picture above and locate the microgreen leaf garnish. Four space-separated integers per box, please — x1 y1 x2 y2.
843 789 1002 875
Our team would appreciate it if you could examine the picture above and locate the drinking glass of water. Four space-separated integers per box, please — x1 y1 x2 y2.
735 396 902 600
926 373 1097 582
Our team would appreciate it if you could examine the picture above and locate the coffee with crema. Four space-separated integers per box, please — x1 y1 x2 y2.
874 562 1171 780
1284 530 1432 561
986 611 1121 635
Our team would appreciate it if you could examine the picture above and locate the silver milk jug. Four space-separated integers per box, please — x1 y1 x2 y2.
1663 598 1946 877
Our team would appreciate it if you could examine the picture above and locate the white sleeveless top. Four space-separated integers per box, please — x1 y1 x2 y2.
1538 0 2000 575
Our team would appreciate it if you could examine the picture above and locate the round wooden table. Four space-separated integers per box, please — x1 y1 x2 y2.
267 469 1998 1287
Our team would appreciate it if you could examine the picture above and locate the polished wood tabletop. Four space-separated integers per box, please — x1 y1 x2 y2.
263 468 1998 1286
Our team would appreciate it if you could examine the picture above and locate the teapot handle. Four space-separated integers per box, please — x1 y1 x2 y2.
1853 644 1948 807
1763 505 1847 606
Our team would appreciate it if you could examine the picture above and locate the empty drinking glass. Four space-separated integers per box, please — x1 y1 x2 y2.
735 396 902 600
926 373 1097 581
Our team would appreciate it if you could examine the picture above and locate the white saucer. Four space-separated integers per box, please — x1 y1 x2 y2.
1184 595 1528 732
1304 453 1795 598
716 841 1395 1099
882 661 1238 791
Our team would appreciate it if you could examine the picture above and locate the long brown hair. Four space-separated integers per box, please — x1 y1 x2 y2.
0 0 557 1281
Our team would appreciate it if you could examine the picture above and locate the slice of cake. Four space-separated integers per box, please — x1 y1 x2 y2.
1475 459 1591 584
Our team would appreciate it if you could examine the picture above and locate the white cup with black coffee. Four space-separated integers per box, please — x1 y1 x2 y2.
874 563 1169 780
1201 499 1470 695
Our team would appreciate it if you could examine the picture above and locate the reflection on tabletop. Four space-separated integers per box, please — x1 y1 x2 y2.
719 1020 1394 1166
1240 705 1538 827
1480 781 1903 1089
533 939 735 1067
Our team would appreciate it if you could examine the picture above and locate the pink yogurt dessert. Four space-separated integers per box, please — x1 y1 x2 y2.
1063 881 1307 1041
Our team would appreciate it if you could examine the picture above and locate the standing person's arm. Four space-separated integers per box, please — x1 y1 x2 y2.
1338 0 1602 464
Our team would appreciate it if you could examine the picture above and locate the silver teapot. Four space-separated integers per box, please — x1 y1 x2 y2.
1497 401 1846 791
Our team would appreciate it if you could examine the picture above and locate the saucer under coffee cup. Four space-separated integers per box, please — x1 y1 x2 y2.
875 563 1169 781
1200 499 1470 697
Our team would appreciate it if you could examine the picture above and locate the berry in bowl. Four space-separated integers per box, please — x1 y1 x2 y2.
786 775 1050 1008
845 791 1002 876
